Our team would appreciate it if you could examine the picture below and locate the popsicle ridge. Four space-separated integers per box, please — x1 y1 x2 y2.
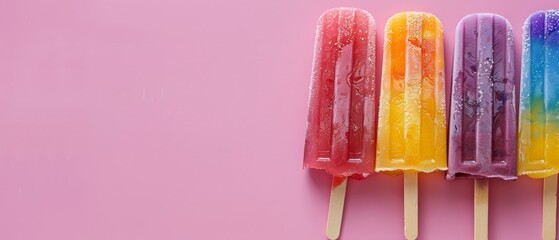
376 12 447 173
447 13 517 180
304 8 376 179
518 10 559 178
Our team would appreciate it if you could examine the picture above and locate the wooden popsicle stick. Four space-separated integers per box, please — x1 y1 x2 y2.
326 177 347 240
474 178 489 240
543 174 558 240
404 172 418 240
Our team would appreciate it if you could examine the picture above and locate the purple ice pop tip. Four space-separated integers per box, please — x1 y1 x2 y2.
527 11 559 38
447 13 517 180
529 12 546 37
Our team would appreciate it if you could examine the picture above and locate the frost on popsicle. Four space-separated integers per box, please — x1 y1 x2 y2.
304 8 376 179
518 10 559 178
447 14 517 180
375 12 447 173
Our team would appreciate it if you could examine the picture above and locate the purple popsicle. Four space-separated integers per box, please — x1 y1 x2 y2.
447 13 517 180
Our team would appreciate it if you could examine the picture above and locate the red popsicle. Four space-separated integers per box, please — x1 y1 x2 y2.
304 8 376 180
303 8 376 240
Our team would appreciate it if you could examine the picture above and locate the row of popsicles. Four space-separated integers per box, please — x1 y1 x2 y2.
305 9 559 181
303 8 559 240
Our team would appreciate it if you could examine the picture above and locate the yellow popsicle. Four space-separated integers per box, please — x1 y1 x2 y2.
375 12 447 173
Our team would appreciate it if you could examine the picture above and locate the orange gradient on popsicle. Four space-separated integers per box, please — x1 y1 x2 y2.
376 12 447 173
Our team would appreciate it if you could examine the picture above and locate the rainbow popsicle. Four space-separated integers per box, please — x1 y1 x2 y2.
375 12 446 173
518 10 559 240
447 13 517 180
304 8 376 179
518 10 559 178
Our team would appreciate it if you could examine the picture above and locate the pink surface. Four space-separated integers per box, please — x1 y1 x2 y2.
0 1 556 239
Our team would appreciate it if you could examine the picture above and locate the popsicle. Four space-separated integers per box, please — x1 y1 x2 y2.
447 14 516 181
446 13 516 240
375 12 445 240
518 10 559 240
303 8 376 240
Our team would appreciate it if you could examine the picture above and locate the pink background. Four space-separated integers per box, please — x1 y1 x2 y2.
0 0 558 239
